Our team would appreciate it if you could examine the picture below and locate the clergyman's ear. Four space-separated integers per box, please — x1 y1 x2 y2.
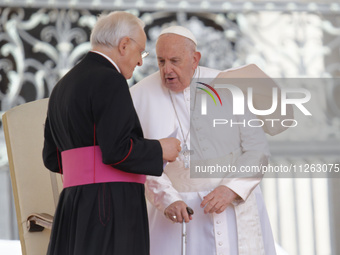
118 36 130 56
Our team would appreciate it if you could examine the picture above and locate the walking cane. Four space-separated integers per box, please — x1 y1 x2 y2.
182 207 194 255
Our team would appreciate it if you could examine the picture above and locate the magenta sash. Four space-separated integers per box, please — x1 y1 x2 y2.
61 146 146 188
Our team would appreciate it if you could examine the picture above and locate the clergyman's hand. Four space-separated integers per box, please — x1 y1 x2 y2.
200 186 238 214
164 201 193 223
159 138 181 162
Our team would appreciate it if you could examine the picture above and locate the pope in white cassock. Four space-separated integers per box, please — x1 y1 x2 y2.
130 26 279 255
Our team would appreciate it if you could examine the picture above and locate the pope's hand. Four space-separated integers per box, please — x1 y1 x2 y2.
200 186 238 214
164 201 193 223
159 138 181 162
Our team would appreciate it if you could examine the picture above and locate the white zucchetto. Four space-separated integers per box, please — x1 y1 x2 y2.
159 26 197 45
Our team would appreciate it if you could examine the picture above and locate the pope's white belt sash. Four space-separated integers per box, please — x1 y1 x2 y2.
165 149 241 192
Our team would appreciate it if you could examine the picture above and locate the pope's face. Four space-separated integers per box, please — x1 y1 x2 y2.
156 34 200 92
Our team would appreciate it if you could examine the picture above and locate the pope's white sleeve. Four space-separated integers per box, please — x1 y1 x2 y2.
220 153 268 203
145 173 183 213
220 106 270 203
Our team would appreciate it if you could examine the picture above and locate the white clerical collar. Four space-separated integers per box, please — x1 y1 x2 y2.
193 66 200 79
186 66 201 92
180 67 201 93
91 50 121 73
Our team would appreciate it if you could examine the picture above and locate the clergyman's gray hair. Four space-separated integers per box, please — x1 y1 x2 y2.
90 11 145 49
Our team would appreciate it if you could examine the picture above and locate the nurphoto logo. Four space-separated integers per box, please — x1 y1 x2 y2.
197 81 312 128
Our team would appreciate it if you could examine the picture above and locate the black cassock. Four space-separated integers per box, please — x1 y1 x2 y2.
43 52 163 255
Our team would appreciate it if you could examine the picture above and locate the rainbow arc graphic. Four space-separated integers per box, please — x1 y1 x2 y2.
196 82 222 106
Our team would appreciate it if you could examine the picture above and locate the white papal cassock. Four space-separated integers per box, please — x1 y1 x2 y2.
130 66 277 255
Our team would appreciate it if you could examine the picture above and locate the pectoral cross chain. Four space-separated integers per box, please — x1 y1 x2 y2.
180 143 194 169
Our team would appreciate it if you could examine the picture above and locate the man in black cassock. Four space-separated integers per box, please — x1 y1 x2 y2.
43 11 180 255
